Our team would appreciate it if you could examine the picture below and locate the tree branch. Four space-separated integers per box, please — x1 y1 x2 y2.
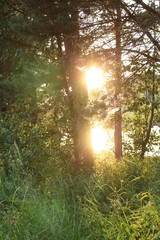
134 0 160 20
121 1 160 52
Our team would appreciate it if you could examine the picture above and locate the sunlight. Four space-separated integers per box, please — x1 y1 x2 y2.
85 67 104 93
91 126 107 153
91 126 114 154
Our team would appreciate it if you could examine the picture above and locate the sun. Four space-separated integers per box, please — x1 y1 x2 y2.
91 126 114 153
85 67 104 93
91 126 107 153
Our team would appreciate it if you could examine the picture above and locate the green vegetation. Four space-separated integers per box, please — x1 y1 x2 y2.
1 1 160 239
1 155 160 239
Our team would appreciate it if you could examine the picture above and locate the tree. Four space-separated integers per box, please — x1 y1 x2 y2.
1 0 160 168
114 0 123 159
2 0 94 170
123 67 160 156
101 0 160 158
62 0 93 169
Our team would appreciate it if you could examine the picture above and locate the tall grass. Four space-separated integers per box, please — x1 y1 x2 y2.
1 156 160 239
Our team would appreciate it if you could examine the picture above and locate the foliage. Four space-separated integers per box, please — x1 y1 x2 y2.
1 1 160 239
123 69 160 155
1 156 160 239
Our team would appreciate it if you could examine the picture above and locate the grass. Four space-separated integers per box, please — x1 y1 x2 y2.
1 156 160 239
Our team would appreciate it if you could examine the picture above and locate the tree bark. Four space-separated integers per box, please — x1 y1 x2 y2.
114 0 122 159
63 0 93 170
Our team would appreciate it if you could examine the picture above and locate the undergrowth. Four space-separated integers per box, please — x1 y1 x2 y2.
1 156 160 239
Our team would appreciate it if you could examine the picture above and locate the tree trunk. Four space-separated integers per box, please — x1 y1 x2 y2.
63 1 93 170
114 0 122 159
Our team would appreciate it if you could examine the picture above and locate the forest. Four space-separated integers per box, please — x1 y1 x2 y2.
1 0 160 239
